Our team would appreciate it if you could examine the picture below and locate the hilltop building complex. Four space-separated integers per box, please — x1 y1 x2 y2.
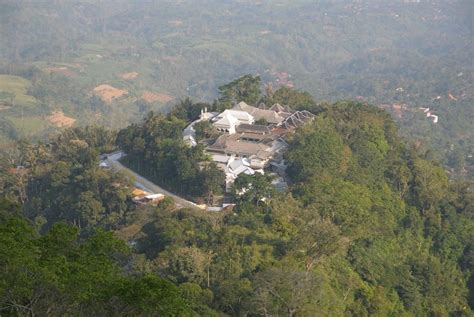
183 101 315 190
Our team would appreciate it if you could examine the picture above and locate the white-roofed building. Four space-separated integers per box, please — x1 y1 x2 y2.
213 110 254 134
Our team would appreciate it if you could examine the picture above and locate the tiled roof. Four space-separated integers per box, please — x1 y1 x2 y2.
214 112 239 127
236 124 271 134
207 134 273 159
232 102 285 124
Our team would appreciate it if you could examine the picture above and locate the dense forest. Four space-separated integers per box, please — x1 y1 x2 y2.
0 0 472 178
1 76 473 315
0 0 472 315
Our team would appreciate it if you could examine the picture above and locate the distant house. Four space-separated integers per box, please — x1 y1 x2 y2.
212 109 254 134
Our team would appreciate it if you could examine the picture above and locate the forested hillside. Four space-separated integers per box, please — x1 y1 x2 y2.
0 0 472 177
1 76 473 315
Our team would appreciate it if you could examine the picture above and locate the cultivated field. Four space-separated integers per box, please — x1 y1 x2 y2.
0 75 37 107
120 72 139 80
8 116 49 135
142 91 174 103
93 84 128 103
47 111 76 128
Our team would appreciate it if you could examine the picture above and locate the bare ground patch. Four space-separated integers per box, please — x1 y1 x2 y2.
120 72 139 80
93 84 128 103
168 20 183 27
0 104 11 111
47 111 76 127
142 91 174 103
43 67 76 77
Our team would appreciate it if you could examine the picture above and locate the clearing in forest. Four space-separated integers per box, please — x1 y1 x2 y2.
47 111 76 128
142 91 174 103
0 75 37 107
93 84 128 103
120 72 139 80
43 66 76 77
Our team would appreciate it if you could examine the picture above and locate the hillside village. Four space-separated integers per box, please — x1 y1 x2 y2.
183 101 315 191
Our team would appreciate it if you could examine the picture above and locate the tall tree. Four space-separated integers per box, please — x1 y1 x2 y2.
218 75 262 109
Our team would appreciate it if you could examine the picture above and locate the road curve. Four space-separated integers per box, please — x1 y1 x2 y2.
106 152 201 210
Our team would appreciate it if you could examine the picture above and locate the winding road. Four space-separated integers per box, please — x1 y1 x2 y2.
106 152 201 210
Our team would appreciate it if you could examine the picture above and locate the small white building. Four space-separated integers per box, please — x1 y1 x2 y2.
222 157 265 192
212 110 254 134
99 161 110 168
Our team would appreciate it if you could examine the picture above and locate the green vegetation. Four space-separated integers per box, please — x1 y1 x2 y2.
1 127 133 230
0 80 473 314
0 3 472 313
0 75 37 107
0 1 471 177
116 111 225 204
0 199 202 316
7 116 49 135
218 75 262 110
126 100 473 316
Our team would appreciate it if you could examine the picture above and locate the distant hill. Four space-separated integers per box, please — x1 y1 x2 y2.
0 0 471 177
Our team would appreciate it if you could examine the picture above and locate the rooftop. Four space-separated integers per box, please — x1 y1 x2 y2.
214 112 240 127
236 123 271 134
207 134 273 159
213 109 253 123
232 101 285 124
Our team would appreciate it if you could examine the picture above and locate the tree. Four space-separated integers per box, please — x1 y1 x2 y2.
232 173 276 207
412 159 449 212
194 120 218 141
286 118 346 183
170 98 210 122
160 246 210 286
199 162 225 204
110 275 192 316
266 86 319 112
76 191 105 226
0 204 197 316
252 268 322 317
291 217 344 272
218 75 262 109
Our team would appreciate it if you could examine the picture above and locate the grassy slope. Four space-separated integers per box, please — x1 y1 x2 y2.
0 75 37 107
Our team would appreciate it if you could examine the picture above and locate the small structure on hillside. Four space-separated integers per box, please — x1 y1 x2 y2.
132 188 165 205
99 161 110 168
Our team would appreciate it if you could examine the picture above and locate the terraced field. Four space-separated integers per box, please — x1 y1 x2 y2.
0 75 37 107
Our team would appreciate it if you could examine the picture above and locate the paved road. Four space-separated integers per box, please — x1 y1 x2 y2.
106 152 201 210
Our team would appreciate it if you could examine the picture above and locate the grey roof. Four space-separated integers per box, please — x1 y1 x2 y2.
270 103 293 113
280 110 315 129
232 102 285 124
207 134 273 159
236 124 271 134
